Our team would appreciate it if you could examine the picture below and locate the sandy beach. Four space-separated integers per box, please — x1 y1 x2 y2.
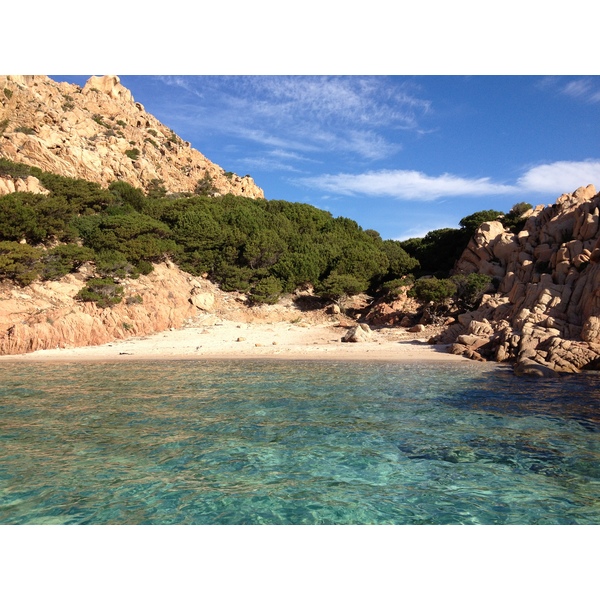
0 316 472 364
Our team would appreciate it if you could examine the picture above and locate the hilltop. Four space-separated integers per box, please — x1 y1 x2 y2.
0 75 263 198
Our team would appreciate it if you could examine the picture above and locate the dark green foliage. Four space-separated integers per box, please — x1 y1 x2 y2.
401 228 469 277
3 88 13 99
93 249 134 278
195 173 218 196
15 126 36 135
459 209 505 237
147 179 167 199
381 274 415 297
108 181 147 212
450 273 493 309
0 119 10 134
410 277 457 305
0 241 43 286
0 194 44 242
381 240 420 280
147 129 158 137
75 211 177 276
41 244 95 280
0 158 34 178
125 148 140 161
76 277 124 308
502 202 533 233
116 120 127 128
316 272 367 302
0 159 505 308
249 276 283 305
35 171 115 213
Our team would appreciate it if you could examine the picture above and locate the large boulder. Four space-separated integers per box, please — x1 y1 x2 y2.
342 323 372 343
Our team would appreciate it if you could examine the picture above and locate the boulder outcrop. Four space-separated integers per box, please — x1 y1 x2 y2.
0 75 264 199
435 185 600 375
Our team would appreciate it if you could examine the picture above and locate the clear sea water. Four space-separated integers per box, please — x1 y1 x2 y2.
1 359 599 525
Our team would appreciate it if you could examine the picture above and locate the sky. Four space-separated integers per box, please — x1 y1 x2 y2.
51 74 600 241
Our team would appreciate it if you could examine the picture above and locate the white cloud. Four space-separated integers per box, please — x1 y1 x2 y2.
301 170 515 200
517 160 600 193
299 160 600 201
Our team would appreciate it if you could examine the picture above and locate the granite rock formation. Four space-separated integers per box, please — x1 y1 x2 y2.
434 185 600 375
0 75 263 198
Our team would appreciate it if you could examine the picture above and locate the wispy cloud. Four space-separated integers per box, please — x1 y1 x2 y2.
540 76 600 104
154 75 431 162
156 76 204 99
299 159 600 201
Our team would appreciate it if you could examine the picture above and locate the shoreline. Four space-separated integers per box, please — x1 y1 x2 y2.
0 320 483 366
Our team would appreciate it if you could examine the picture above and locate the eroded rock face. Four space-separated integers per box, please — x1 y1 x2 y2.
436 185 600 375
0 75 264 199
0 262 202 355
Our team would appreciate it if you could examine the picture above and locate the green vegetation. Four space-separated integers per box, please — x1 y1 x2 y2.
459 209 504 237
194 173 218 196
502 202 533 233
92 114 110 128
125 148 140 161
15 126 35 135
0 157 522 313
3 88 13 99
410 277 457 305
76 277 124 308
0 119 9 134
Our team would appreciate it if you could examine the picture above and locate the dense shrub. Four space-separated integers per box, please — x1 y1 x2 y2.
450 273 493 309
410 277 457 305
41 244 95 280
459 210 505 237
76 277 124 308
502 202 533 233
0 241 44 286
248 276 283 305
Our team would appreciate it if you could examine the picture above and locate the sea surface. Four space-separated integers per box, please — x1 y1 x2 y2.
1 359 599 525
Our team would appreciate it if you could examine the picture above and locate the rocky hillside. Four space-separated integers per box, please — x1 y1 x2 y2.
0 75 264 198
435 184 600 375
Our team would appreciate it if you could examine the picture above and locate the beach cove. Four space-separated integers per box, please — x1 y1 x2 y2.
0 317 470 363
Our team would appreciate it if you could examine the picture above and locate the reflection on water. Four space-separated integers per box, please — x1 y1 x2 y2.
0 360 599 524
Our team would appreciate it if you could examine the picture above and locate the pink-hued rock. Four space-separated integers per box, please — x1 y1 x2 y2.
0 75 264 199
440 185 600 374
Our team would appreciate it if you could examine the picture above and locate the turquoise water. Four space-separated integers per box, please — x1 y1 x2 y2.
0 359 599 524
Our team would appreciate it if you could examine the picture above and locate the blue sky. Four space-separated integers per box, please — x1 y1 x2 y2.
47 75 600 240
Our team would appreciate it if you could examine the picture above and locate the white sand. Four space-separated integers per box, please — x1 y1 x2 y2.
0 318 473 364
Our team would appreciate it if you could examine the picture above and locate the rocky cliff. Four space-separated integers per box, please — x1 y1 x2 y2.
435 184 600 375
0 75 264 198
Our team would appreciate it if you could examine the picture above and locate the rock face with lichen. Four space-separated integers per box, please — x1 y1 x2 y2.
434 185 600 375
0 75 264 198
